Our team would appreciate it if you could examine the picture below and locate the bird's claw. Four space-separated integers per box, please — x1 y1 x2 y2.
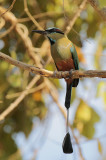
53 70 57 77
69 69 74 77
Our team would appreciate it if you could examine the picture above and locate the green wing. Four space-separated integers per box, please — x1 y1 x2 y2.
70 44 79 70
70 44 79 87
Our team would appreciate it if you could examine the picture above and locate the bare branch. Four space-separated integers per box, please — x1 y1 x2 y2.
6 82 45 99
87 0 106 21
65 0 87 34
18 11 63 23
0 6 40 65
0 52 106 79
0 0 16 17
24 0 43 30
0 23 16 39
0 75 40 122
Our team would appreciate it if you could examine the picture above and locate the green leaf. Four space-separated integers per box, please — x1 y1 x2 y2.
73 99 100 139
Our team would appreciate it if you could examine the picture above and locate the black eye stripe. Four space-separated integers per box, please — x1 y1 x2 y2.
45 28 64 34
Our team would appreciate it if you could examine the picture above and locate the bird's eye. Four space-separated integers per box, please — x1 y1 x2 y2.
55 29 61 32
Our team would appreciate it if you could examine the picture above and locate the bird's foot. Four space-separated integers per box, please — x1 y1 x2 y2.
53 70 57 77
69 69 74 78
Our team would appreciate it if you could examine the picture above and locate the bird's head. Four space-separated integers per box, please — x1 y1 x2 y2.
32 27 64 45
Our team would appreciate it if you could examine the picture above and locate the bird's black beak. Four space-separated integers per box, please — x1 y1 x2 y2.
32 30 47 35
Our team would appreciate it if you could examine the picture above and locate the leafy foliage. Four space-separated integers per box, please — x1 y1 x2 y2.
73 100 100 139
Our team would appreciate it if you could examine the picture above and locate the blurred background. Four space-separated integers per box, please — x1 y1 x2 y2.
0 0 106 160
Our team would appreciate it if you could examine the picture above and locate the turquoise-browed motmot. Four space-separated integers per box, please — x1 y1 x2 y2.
33 27 79 153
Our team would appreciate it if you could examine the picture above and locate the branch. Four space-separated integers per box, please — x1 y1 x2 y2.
0 0 16 17
18 11 63 23
0 52 106 79
0 75 40 122
6 82 45 99
87 0 106 21
24 0 43 30
0 23 16 39
65 0 87 34
0 6 40 65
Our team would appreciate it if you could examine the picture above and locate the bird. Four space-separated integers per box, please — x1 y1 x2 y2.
32 27 79 153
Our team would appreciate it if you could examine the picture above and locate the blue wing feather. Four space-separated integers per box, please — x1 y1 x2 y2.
70 44 79 70
70 44 79 87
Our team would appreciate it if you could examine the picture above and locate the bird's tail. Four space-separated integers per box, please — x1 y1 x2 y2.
63 83 73 153
72 78 79 87
63 79 78 154
65 83 72 109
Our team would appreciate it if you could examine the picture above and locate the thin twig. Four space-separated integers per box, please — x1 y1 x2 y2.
0 6 41 65
18 11 63 23
6 82 45 99
62 0 67 20
0 23 16 39
0 0 16 17
87 0 106 21
65 0 87 34
0 7 17 23
24 0 43 30
0 52 106 79
0 75 40 122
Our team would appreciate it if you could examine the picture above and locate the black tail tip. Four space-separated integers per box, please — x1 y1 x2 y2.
72 78 79 87
62 132 73 154
65 101 70 109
